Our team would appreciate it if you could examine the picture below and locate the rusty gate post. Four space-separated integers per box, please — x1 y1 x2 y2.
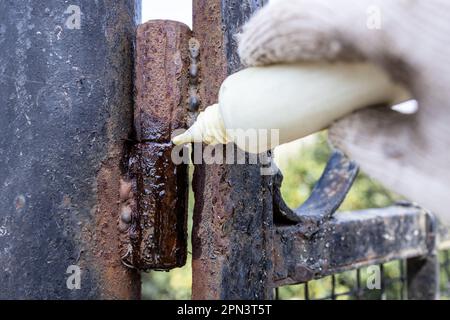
191 0 273 300
0 0 141 299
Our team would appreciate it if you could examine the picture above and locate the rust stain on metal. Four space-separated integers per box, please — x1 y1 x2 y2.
273 206 429 287
92 155 141 299
192 0 273 300
134 21 191 142
191 0 230 299
120 20 191 270
192 0 228 112
76 0 141 299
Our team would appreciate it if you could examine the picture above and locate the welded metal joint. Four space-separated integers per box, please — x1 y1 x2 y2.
273 149 359 238
395 200 438 254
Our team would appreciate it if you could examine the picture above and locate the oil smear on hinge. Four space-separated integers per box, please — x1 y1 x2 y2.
119 20 191 271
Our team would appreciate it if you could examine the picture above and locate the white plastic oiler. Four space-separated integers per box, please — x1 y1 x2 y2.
172 62 409 153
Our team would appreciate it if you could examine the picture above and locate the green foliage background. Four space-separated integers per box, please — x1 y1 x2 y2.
141 133 450 300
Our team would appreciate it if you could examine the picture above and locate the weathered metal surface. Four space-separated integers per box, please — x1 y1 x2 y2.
192 0 273 300
273 206 431 287
121 21 191 270
274 149 359 237
134 21 191 143
0 0 141 299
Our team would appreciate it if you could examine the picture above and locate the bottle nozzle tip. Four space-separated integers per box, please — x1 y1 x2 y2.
172 131 193 145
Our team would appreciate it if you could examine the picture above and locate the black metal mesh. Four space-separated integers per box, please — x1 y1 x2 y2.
276 251 450 300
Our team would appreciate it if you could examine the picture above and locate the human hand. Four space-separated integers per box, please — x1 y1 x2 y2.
238 0 450 223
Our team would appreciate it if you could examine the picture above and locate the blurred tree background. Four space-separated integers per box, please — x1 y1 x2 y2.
141 132 450 299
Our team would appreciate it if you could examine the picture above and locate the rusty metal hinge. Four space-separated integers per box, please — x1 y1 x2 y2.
119 20 195 271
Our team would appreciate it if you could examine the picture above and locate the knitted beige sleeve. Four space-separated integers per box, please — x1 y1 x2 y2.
238 0 450 224
238 0 361 66
238 0 450 82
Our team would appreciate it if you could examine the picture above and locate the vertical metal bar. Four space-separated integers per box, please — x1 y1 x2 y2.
0 0 141 299
380 264 386 300
191 0 273 300
407 255 439 300
400 260 406 300
331 275 336 300
304 282 310 300
444 250 450 274
407 213 439 300
356 269 362 300
444 251 450 295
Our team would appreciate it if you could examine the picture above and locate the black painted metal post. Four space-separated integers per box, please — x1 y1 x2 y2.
0 0 141 299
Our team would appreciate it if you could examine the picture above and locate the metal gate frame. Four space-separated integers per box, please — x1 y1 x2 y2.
189 0 450 300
